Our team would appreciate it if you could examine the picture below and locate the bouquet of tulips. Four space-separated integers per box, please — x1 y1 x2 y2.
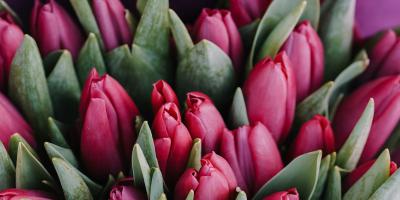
1 0 400 199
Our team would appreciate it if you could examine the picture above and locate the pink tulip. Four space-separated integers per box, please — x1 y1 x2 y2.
151 80 179 114
0 188 53 199
262 188 299 200
229 0 271 27
220 122 284 195
243 52 296 143
109 178 146 200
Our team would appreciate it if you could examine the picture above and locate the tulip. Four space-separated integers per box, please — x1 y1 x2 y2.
333 76 400 163
30 0 83 58
220 122 284 195
361 30 400 80
229 0 271 27
262 188 299 200
151 80 179 114
80 69 140 181
153 103 192 186
193 9 243 72
109 178 146 200
281 20 324 101
92 0 133 51
288 115 335 160
343 160 397 191
170 0 217 23
174 152 237 200
0 188 53 199
0 13 23 91
185 92 226 154
0 92 35 150
243 52 296 143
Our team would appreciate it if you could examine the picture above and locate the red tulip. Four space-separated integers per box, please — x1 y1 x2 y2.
185 92 226 154
229 0 271 27
109 178 146 200
80 69 140 181
243 52 296 143
0 13 23 91
151 80 179 114
153 103 192 186
0 188 53 199
30 0 83 58
193 9 243 72
220 122 284 195
0 92 35 150
333 76 400 163
288 115 335 160
262 188 299 200
281 20 324 101
92 0 133 51
174 152 237 200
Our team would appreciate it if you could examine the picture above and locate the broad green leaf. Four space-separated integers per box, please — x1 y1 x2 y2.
158 193 167 200
300 0 320 29
125 9 138 34
235 187 247 200
369 167 400 199
336 99 374 171
9 35 53 142
187 139 202 171
8 133 38 163
149 168 164 200
229 88 249 129
136 0 147 14
323 166 342 200
169 9 194 61
185 190 194 200
311 153 333 200
132 144 151 194
239 20 260 53
253 151 322 200
343 150 391 200
47 117 69 148
0 141 15 189
136 121 159 168
44 142 78 168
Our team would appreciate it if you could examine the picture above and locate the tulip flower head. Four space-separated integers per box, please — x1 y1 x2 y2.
109 178 146 200
262 188 299 200
229 0 271 27
151 80 179 114
0 188 53 199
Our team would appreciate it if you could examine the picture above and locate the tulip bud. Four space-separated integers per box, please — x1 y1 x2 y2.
281 20 324 101
229 0 271 27
220 122 284 195
151 80 179 114
243 52 296 143
0 189 53 199
0 13 23 91
333 76 400 162
80 69 140 181
0 92 35 150
153 103 192 186
262 188 299 200
288 115 335 160
109 178 147 200
174 152 237 200
30 0 83 58
185 92 226 154
92 0 133 51
193 9 243 72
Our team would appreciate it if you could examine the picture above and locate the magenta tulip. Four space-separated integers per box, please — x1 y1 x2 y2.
0 189 53 199
262 188 299 200
333 76 400 163
174 152 237 200
193 9 243 72
185 92 226 154
151 80 179 114
153 103 192 186
243 52 296 143
92 0 133 51
0 13 23 91
288 115 335 160
30 0 83 58
80 69 140 181
109 178 146 200
281 20 324 101
229 0 271 27
220 122 284 195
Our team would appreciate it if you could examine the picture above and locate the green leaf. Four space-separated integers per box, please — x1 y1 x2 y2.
132 144 151 194
229 88 249 129
185 190 194 200
336 99 374 171
47 117 69 148
76 33 107 86
311 153 334 200
149 168 164 200
235 187 247 200
44 142 79 168
136 0 147 14
323 166 343 200
125 9 138 34
158 193 167 200
369 166 400 199
169 9 194 61
343 149 391 200
8 133 38 163
8 35 54 142
187 139 202 171
253 151 322 200
239 20 260 53
0 141 15 190
136 121 159 168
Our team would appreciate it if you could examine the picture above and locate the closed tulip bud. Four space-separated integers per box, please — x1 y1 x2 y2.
0 93 35 150
0 13 23 91
92 0 133 51
281 20 324 101
262 188 299 200
288 115 335 160
229 0 271 27
151 80 179 114
174 152 237 200
109 178 146 200
193 9 243 72
333 76 400 163
153 103 192 186
30 0 83 58
185 92 226 154
80 69 140 181
220 122 284 195
0 189 53 199
243 52 296 143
